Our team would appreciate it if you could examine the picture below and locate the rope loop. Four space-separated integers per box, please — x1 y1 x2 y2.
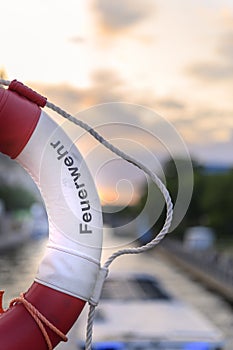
10 293 68 350
0 79 174 350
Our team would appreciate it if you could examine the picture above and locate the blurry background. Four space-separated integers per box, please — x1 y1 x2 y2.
1 1 233 349
1 0 233 162
1 0 233 245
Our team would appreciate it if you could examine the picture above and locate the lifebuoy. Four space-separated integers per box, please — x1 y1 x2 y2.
0 81 103 349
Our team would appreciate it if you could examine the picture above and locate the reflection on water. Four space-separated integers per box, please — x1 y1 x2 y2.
0 237 47 308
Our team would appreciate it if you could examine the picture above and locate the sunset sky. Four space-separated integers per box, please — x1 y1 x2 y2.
1 0 233 206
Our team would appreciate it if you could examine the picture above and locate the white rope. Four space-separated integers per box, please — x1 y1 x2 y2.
0 79 173 349
0 79 11 86
47 98 173 350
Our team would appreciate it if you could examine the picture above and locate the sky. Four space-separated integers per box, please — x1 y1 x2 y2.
1 0 233 208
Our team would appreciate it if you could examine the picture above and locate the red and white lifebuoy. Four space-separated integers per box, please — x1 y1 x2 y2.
0 81 103 349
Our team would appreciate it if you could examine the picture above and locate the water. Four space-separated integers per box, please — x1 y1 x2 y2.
1 233 233 349
0 237 47 308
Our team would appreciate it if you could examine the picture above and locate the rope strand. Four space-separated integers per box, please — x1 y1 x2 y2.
0 79 174 350
46 97 173 350
10 294 67 350
0 79 10 86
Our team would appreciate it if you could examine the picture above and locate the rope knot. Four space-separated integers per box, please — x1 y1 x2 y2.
0 78 174 350
89 267 109 307
9 80 47 107
10 293 67 350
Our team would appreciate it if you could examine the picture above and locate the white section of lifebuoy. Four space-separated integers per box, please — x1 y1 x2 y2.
17 111 103 300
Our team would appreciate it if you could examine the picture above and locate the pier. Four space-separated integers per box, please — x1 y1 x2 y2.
160 239 233 304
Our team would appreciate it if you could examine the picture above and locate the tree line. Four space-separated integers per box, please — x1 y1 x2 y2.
136 158 233 241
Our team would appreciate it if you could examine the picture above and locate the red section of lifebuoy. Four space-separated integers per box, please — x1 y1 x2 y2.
0 87 41 159
8 80 47 107
0 83 103 349
0 283 85 350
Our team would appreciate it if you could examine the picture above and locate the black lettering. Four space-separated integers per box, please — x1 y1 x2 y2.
57 146 68 160
64 156 74 167
78 189 87 200
80 223 92 234
83 212 92 223
50 140 60 149
68 167 81 182
75 182 84 190
81 200 90 212
50 140 93 225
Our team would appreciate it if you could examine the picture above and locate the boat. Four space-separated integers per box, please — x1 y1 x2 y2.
75 272 225 350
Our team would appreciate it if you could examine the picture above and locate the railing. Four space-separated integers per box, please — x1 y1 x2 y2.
160 239 233 303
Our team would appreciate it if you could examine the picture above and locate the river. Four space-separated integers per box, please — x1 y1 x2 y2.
0 237 47 308
1 231 233 349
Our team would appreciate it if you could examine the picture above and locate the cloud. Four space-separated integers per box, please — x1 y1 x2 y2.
28 82 86 114
189 139 233 165
29 69 128 115
28 67 233 166
157 98 186 110
85 69 130 106
90 69 124 92
188 58 233 83
218 32 233 61
68 36 86 45
174 108 233 154
93 0 156 32
188 28 233 82
188 61 233 81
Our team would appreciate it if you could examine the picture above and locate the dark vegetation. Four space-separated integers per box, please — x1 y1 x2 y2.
136 158 233 241
0 185 36 212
